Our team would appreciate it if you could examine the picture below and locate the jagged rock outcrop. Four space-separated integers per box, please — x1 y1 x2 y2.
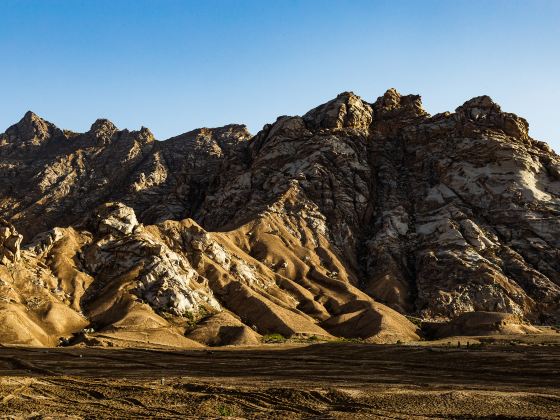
0 219 22 264
303 91 373 130
0 88 558 347
82 204 221 319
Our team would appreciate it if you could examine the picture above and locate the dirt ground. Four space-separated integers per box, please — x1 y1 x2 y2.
1 340 560 419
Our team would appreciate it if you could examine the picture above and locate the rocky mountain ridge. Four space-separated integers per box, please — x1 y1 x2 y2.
0 88 558 347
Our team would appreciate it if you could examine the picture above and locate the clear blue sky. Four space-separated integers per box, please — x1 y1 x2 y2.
1 0 559 151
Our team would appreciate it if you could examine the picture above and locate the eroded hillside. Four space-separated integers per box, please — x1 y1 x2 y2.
1 88 559 347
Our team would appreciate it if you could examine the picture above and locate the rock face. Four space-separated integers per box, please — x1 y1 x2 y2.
0 89 558 347
0 219 22 264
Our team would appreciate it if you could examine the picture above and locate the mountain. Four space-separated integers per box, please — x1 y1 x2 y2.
0 88 558 347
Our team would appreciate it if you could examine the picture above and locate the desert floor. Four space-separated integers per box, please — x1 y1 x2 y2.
1 338 560 419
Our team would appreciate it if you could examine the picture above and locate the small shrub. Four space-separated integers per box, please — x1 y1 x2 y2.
262 333 286 343
217 403 234 417
405 315 423 328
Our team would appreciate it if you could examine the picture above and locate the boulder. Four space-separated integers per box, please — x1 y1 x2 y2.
0 219 22 264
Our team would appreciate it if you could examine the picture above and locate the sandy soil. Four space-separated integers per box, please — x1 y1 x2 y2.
1 341 560 419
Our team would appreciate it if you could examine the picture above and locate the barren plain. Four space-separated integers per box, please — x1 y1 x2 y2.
2 338 560 419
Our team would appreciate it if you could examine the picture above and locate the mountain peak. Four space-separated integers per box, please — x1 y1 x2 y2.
90 118 117 133
89 118 118 141
456 95 501 113
19 110 47 127
454 95 529 139
303 91 373 130
372 88 427 119
4 110 55 144
22 110 41 122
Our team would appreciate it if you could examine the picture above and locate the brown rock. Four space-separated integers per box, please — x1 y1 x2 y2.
0 219 22 264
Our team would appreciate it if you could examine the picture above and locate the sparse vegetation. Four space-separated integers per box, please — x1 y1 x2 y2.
405 315 423 328
333 337 366 344
216 403 234 417
262 333 286 343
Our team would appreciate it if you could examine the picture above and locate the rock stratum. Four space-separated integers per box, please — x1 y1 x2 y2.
0 89 559 347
